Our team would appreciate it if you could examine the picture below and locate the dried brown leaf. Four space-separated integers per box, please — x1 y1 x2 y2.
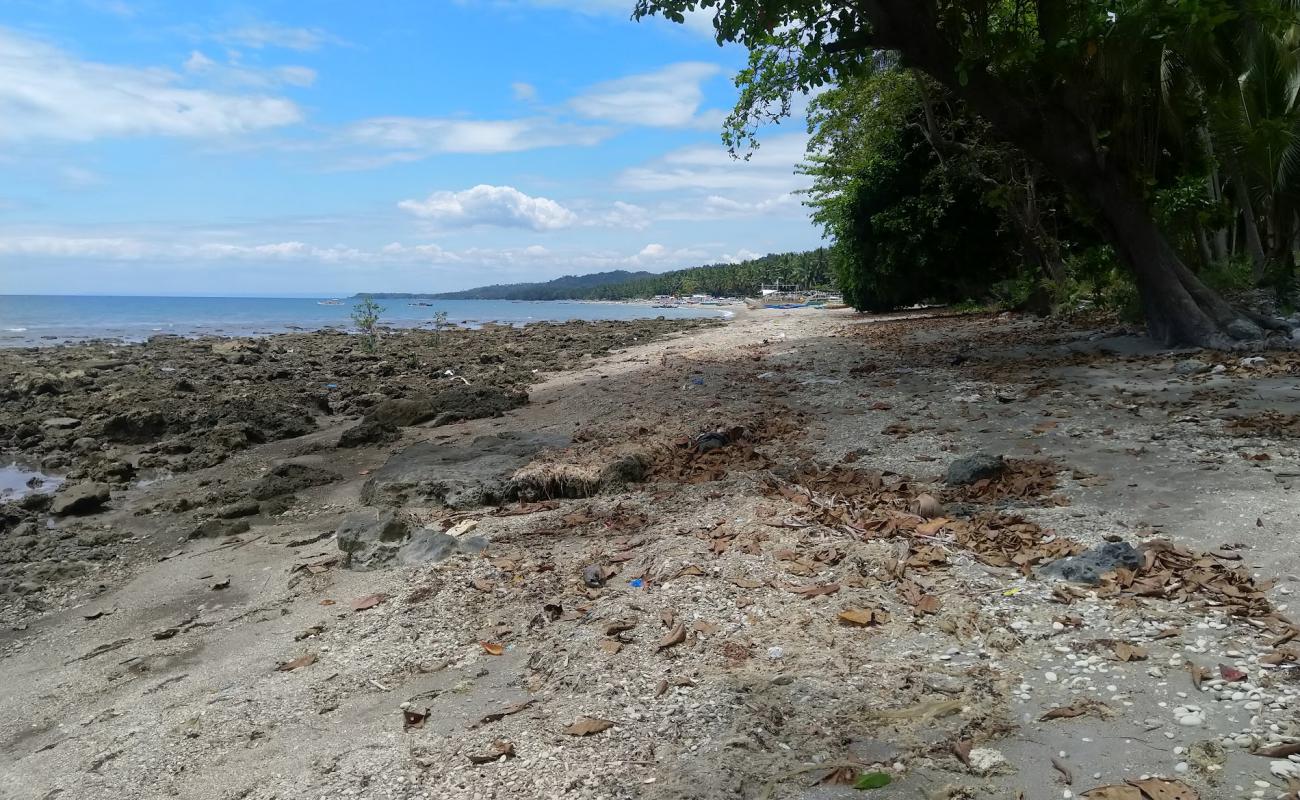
837 608 890 627
276 652 317 672
562 717 615 736
657 623 686 650
1113 642 1148 662
350 593 386 612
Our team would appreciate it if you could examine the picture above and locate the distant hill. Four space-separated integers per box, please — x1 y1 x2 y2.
361 250 833 301
424 270 655 300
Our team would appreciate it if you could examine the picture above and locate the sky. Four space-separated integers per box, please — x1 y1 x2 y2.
0 0 821 296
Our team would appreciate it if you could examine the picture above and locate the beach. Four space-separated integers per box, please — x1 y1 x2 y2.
1 307 1299 799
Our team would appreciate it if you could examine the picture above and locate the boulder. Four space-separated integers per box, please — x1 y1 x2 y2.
336 509 410 569
337 417 399 449
336 510 486 569
50 482 111 516
1173 358 1212 376
40 417 81 430
216 500 261 519
361 431 568 509
101 410 171 444
1039 541 1142 585
364 385 528 430
945 453 1005 486
251 462 341 500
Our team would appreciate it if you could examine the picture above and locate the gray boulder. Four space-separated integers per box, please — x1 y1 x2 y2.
1039 541 1142 585
216 500 260 519
361 431 568 509
1173 358 1212 376
41 417 81 430
251 462 341 500
50 482 111 516
335 510 485 569
945 453 1005 486
336 509 410 569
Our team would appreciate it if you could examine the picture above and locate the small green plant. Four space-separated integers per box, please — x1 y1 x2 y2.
432 310 449 346
351 297 385 352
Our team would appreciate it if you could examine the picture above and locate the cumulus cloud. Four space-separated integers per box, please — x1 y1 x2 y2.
398 185 578 231
570 62 722 127
0 27 302 142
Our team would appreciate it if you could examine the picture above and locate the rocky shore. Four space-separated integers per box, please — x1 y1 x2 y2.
0 317 718 607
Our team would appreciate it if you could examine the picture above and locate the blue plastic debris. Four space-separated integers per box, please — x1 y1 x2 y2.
325 383 338 389
629 579 644 588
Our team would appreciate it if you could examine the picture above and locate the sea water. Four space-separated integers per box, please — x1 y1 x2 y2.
0 295 728 348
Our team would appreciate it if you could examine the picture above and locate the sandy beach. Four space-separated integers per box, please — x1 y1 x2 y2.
1 308 1298 800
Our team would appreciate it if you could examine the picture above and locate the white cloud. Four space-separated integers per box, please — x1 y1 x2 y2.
340 117 610 165
621 133 810 194
398 184 578 231
0 28 302 142
0 231 756 275
511 81 538 102
184 49 317 88
219 24 344 51
570 62 722 127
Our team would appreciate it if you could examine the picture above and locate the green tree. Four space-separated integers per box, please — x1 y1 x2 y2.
635 0 1296 346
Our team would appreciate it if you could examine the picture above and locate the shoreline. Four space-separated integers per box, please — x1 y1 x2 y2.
0 296 738 350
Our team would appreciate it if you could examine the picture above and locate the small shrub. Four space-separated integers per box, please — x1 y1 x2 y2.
351 297 385 352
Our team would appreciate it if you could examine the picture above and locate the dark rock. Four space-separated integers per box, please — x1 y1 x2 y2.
337 417 399 449
189 518 251 539
1039 541 1142 585
361 431 568 509
102 410 171 444
40 417 81 430
336 510 486 569
364 385 528 430
369 398 439 427
250 462 341 500
50 482 111 516
1173 358 1212 376
395 530 486 565
582 564 605 588
336 509 409 569
216 500 260 519
945 453 1005 486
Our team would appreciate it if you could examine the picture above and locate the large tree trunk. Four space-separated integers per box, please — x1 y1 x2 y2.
1088 173 1273 346
858 0 1290 347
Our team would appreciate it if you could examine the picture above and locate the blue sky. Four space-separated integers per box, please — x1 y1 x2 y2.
0 0 820 296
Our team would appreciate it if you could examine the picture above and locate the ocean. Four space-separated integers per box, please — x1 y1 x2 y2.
0 295 729 348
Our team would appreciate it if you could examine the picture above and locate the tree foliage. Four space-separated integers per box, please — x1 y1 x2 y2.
635 0 1300 346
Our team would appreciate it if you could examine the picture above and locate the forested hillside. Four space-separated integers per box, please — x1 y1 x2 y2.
421 249 834 300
